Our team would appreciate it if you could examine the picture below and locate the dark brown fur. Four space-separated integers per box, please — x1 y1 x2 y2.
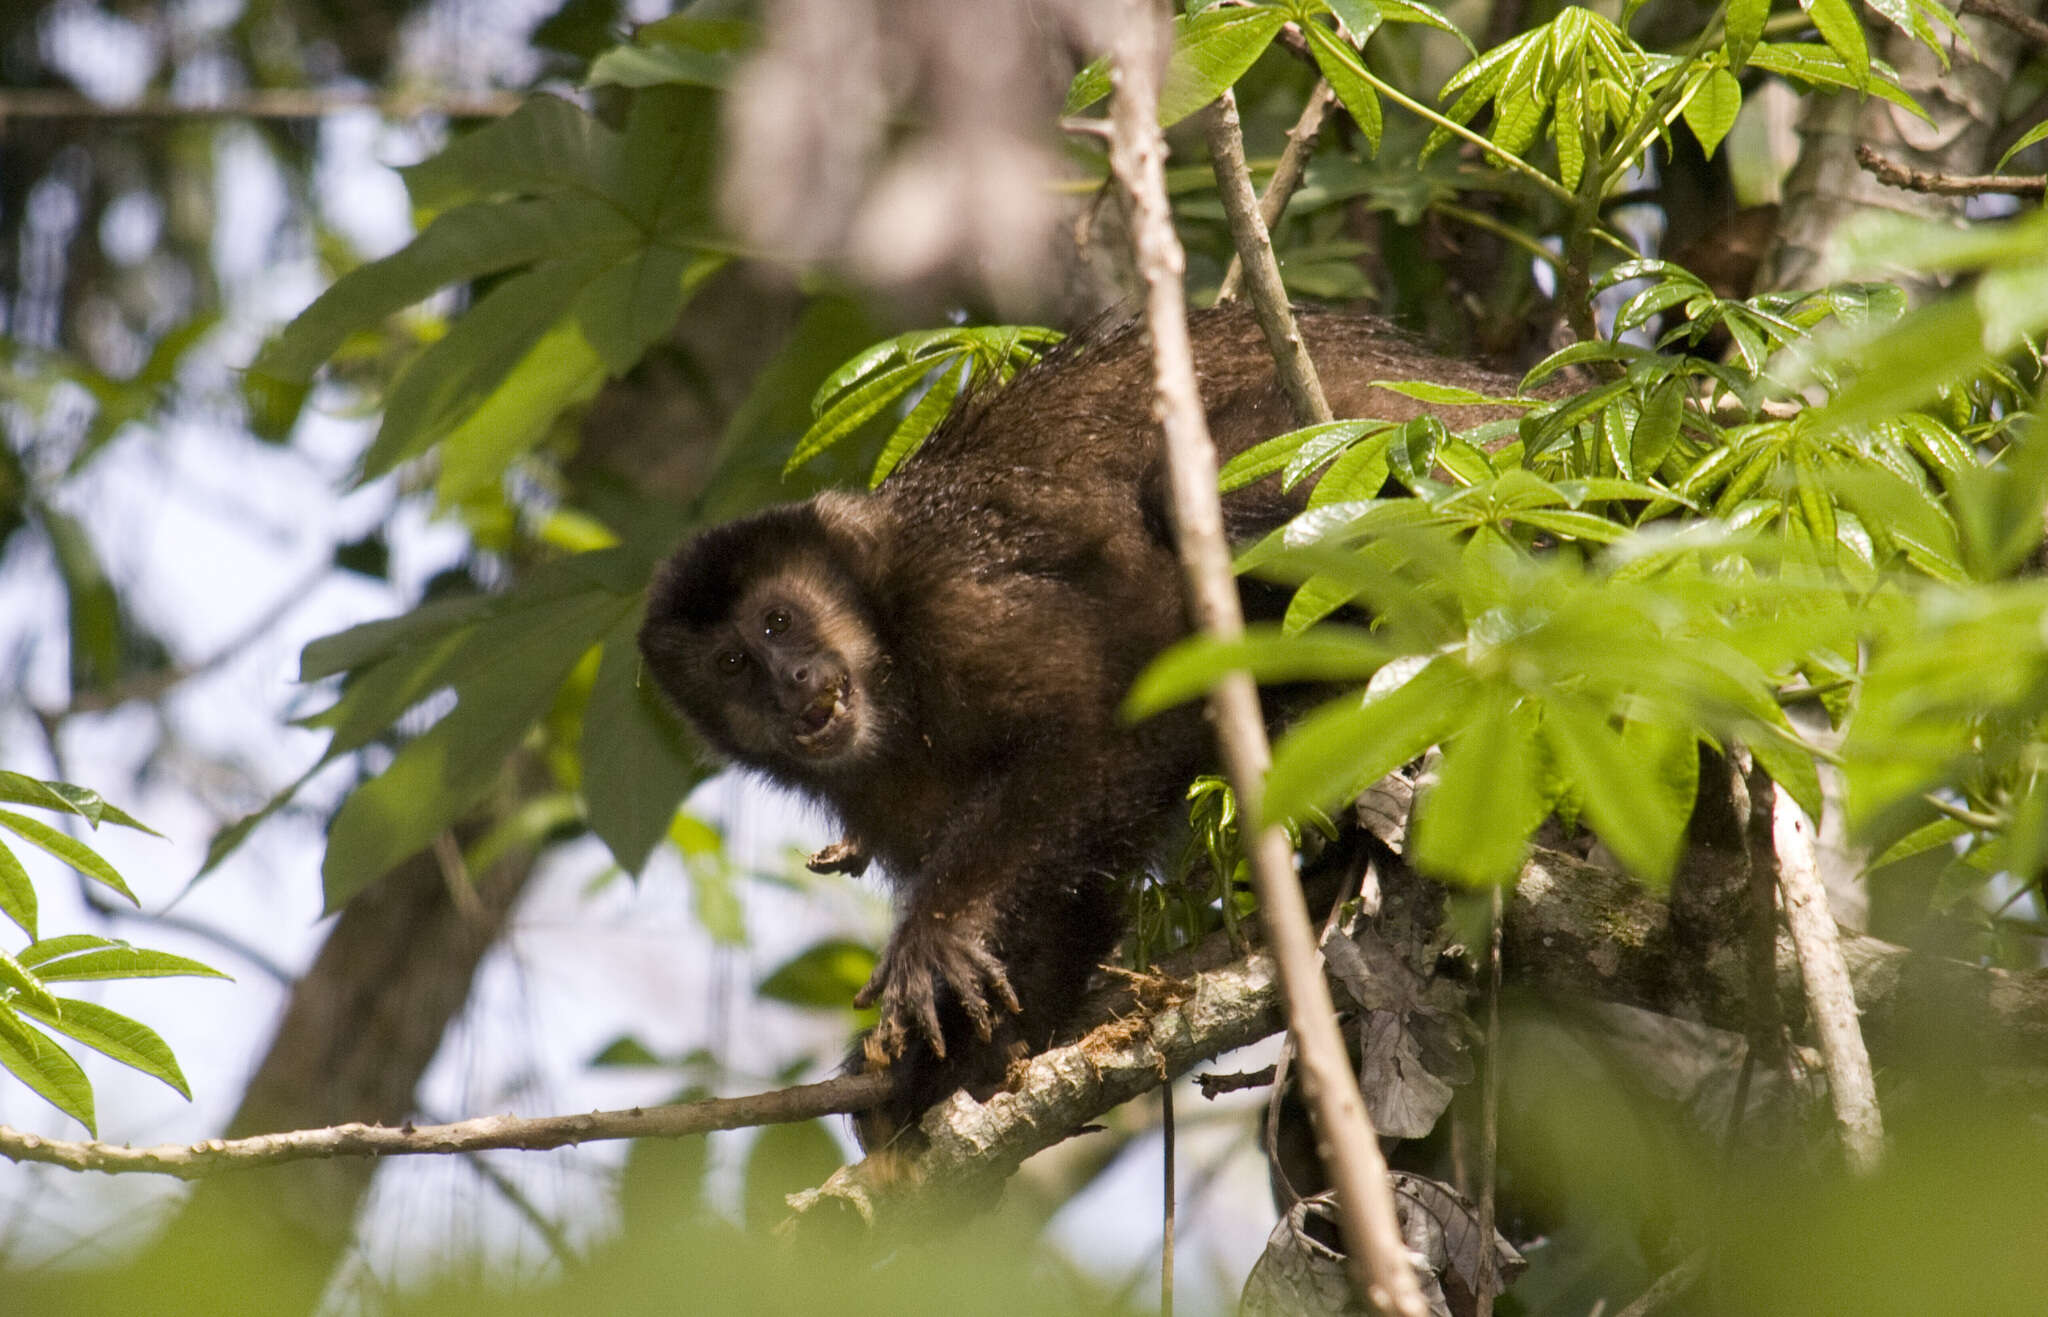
638 305 1527 1152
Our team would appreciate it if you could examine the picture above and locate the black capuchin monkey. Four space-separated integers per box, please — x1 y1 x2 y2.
638 304 1527 1156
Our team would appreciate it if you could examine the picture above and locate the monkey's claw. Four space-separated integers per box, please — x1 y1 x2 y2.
856 909 1020 1062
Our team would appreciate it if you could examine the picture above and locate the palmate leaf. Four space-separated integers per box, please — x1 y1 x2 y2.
322 581 637 909
251 88 721 490
791 326 1061 476
582 610 703 877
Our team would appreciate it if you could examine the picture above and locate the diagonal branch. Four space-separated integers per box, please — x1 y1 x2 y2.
1102 7 1427 1315
1771 786 1884 1173
1204 89 1333 428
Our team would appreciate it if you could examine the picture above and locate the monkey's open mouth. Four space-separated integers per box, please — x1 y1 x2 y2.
791 677 853 751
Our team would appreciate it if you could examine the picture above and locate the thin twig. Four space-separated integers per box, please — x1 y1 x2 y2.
1103 8 1426 1315
1855 144 2047 198
1474 884 1505 1317
0 88 521 124
1195 1065 1275 1097
1960 0 2048 46
1161 1084 1176 1317
1216 81 1336 301
1204 90 1333 428
1613 1248 1708 1317
0 1072 892 1179
1770 785 1884 1174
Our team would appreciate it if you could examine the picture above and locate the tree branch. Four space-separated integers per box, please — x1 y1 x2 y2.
1204 89 1333 428
1215 81 1335 302
0 89 520 124
1854 144 2047 199
788 941 1287 1229
1959 0 2048 47
1102 8 1426 1314
10 856 2044 1187
1772 786 1884 1174
0 1073 890 1179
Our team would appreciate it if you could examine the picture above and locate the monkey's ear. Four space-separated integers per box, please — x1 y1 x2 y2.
813 490 888 571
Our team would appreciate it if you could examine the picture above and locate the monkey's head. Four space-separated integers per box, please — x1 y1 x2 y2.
639 494 894 776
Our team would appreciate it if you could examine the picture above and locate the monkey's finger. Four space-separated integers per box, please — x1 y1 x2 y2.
853 964 888 1010
953 970 997 1042
970 945 1024 1016
916 993 947 1059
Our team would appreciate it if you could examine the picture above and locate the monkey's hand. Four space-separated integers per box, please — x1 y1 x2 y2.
806 838 870 876
855 906 1021 1062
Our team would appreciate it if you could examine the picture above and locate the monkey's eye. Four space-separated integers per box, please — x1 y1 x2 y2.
716 650 746 675
763 608 791 636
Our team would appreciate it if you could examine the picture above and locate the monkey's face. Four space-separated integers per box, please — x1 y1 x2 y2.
642 557 888 771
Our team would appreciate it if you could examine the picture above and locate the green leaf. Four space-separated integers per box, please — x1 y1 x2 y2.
322 586 635 909
588 41 736 90
401 94 622 209
1681 66 1742 157
1411 694 1543 884
249 195 635 389
365 254 606 482
300 594 495 683
1725 0 1769 68
757 939 877 1009
1512 509 1631 543
1871 814 1970 869
1790 447 1839 565
1323 0 1384 42
1371 0 1474 53
41 506 121 694
0 774 157 835
0 841 34 939
1304 21 1384 155
1745 45 1927 121
870 358 967 487
582 611 702 876
1283 570 1366 635
0 811 136 904
20 934 230 982
1125 624 1394 718
433 313 609 507
0 1005 94 1134
1800 0 1870 88
1159 7 1293 126
1631 378 1685 476
1996 118 2048 172
12 996 191 1099
786 357 940 473
1267 660 1477 824
1542 700 1684 884
0 946 58 1014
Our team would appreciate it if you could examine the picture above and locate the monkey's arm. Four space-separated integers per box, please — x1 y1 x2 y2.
853 738 1154 1064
